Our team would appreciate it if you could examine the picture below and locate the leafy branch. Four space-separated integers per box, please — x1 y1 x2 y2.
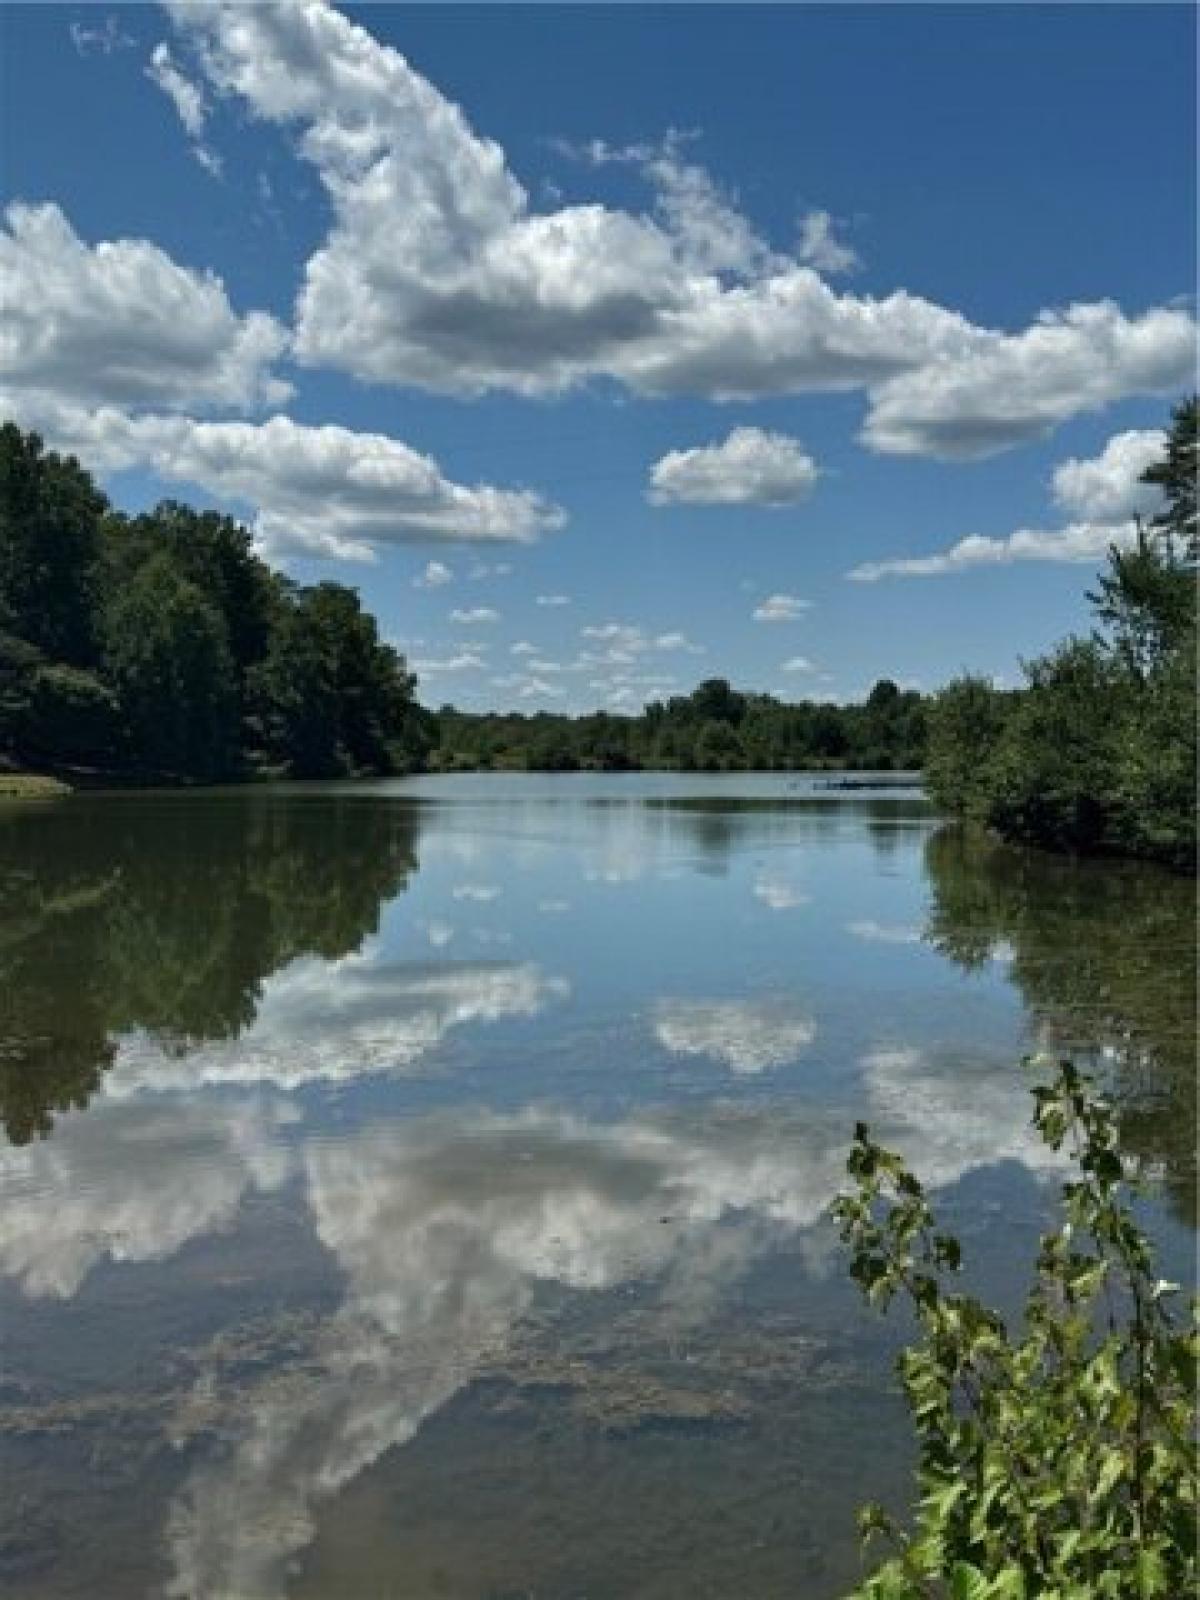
834 1058 1198 1600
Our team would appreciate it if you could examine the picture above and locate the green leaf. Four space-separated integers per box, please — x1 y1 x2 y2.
950 1563 989 1600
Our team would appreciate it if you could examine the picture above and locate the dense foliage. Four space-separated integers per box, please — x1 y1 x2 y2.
925 400 1197 871
435 675 928 773
837 1059 1198 1599
0 424 434 781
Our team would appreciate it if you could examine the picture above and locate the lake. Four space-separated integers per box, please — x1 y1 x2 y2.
0 774 1193 1599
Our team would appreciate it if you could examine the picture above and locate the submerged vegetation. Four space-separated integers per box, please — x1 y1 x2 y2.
925 399 1197 872
838 1058 1199 1599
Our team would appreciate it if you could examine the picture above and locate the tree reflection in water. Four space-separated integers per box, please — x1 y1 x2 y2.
0 794 421 1144
923 826 1196 1223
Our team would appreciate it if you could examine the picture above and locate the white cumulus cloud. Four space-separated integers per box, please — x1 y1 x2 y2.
648 426 819 507
414 559 454 588
1051 428 1166 522
847 522 1138 581
163 1 1193 446
861 303 1193 460
0 201 288 413
2 405 562 563
847 425 1168 581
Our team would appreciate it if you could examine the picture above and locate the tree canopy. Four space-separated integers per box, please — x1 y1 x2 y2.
924 399 1197 872
0 422 432 782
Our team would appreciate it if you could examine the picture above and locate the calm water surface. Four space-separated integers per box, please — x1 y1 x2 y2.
0 774 1193 1599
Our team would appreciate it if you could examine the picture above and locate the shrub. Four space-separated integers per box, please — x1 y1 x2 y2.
835 1058 1198 1599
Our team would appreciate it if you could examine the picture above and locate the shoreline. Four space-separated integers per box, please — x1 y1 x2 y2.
0 773 72 800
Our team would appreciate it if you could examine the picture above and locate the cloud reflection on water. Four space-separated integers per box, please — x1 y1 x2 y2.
654 998 818 1074
0 1021 1067 1598
105 953 570 1096
160 1056 1064 1599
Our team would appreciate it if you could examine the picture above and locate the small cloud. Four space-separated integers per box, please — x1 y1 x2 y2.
452 885 500 903
415 559 454 588
753 593 809 623
847 920 922 945
450 607 500 625
70 16 135 55
796 209 860 275
511 641 538 656
192 145 224 180
654 631 704 653
423 920 455 948
781 655 816 673
535 594 571 607
578 623 700 660
146 42 222 177
648 427 819 507
413 651 487 674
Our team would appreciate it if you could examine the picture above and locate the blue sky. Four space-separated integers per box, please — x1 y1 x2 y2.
1 2 1195 710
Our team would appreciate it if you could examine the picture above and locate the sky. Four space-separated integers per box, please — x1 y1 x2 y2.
1 2 1195 712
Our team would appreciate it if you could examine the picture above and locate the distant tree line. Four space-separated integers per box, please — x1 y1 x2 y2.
924 399 1197 872
435 676 928 773
0 420 929 784
0 423 435 782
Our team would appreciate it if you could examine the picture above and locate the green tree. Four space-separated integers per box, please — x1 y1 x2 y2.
305 581 414 772
1141 393 1197 558
695 719 744 770
1089 521 1195 682
924 403 1196 869
0 424 105 665
20 663 121 767
689 677 747 726
986 640 1125 852
924 678 1009 819
250 580 419 777
103 555 238 779
114 502 276 677
249 594 340 776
